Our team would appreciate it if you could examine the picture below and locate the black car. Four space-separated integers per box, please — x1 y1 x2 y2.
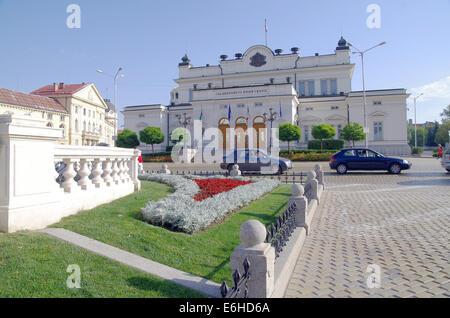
330 148 412 174
220 149 293 174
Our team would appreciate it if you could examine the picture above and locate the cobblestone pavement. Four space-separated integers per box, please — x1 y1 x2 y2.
285 158 450 298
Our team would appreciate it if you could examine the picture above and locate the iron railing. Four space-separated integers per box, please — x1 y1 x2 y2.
265 202 297 258
220 257 250 298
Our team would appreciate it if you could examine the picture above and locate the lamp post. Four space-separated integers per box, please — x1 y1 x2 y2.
97 67 124 146
263 108 278 152
348 41 386 148
413 93 424 148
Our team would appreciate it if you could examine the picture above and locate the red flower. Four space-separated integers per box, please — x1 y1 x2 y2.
193 179 253 202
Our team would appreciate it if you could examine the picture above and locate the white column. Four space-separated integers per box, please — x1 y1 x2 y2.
103 158 113 187
91 158 105 188
77 159 93 190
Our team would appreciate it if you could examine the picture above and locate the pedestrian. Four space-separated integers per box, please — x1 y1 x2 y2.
138 152 144 173
438 144 444 159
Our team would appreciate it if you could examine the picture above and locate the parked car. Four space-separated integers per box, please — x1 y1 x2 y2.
329 148 412 174
220 149 293 174
441 147 450 172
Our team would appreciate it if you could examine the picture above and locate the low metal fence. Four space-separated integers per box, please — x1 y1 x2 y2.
265 202 297 258
143 169 306 184
220 257 250 298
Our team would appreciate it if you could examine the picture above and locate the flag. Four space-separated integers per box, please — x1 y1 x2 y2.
199 107 203 120
279 102 283 119
246 105 250 122
265 19 268 32
228 105 231 121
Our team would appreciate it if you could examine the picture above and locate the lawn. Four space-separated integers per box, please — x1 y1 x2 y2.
0 232 204 298
54 180 292 285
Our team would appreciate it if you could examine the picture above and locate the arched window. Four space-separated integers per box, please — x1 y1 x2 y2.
235 117 247 125
218 118 230 126
83 121 86 131
75 119 79 132
253 116 265 124
46 122 53 128
59 124 65 135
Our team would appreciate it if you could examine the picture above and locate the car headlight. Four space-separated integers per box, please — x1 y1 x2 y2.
403 160 409 164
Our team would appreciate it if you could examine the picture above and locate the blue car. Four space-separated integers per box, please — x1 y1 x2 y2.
220 149 293 174
330 148 412 174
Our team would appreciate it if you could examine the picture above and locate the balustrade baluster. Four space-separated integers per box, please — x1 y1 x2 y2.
103 158 113 186
62 159 79 193
111 159 120 185
77 159 93 190
92 158 105 188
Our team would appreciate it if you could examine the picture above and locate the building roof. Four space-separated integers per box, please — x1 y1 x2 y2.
0 88 68 114
31 82 89 96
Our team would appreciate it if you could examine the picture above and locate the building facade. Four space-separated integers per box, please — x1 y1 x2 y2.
123 37 410 155
0 88 70 144
31 82 118 146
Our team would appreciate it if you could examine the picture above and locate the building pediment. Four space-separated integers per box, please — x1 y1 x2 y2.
325 114 347 121
73 84 107 109
368 111 388 118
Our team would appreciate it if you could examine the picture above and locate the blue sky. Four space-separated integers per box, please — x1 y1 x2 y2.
0 0 449 128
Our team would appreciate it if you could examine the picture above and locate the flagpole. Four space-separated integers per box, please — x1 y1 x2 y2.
265 19 268 47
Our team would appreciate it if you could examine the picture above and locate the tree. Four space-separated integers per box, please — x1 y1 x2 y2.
279 123 301 152
440 105 450 122
341 122 365 148
426 122 439 147
312 124 336 150
408 126 428 147
435 121 450 146
116 129 140 149
139 126 164 153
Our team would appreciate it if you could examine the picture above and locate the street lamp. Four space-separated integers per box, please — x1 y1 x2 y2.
97 67 124 146
348 41 387 148
412 93 424 148
263 108 278 152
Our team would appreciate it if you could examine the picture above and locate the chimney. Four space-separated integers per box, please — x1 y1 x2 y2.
59 83 65 90
53 83 58 91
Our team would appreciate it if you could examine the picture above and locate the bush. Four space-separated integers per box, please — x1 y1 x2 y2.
279 149 339 155
166 145 174 152
308 139 344 150
411 147 423 155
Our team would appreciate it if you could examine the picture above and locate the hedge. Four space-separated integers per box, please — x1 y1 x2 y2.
308 139 344 150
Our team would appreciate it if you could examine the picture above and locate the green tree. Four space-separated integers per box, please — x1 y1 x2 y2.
440 105 450 121
426 122 439 147
116 129 140 149
408 126 428 147
279 123 301 152
312 124 336 150
139 126 164 153
341 122 365 148
435 121 450 146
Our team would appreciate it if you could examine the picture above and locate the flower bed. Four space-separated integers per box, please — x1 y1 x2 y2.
139 174 280 233
193 179 253 201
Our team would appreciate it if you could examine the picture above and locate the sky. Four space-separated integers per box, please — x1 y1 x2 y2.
0 0 449 128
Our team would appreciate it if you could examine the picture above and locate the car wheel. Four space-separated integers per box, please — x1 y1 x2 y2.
336 164 347 175
389 163 402 174
277 165 284 175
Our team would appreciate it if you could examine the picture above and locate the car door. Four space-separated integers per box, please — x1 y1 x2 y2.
341 149 359 170
367 150 389 170
355 149 384 170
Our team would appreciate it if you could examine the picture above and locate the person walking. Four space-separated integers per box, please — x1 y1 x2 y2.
438 144 444 159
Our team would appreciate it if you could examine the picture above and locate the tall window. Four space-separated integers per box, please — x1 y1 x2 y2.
75 119 79 132
307 80 315 96
320 80 328 95
298 81 306 96
337 124 342 139
304 126 309 142
330 79 337 95
374 122 383 141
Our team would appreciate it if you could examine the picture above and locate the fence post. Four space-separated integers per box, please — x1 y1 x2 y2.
314 164 324 189
306 170 319 205
289 184 309 234
230 220 275 298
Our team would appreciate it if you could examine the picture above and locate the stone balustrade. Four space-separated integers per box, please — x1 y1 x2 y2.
0 115 141 233
54 145 140 193
229 169 324 298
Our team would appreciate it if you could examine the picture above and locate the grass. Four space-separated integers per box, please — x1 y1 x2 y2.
0 232 204 298
53 181 293 285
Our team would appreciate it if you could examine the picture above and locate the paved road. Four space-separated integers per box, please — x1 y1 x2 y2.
285 158 450 298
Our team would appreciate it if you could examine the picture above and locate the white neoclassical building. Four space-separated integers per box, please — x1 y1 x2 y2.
123 37 410 155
